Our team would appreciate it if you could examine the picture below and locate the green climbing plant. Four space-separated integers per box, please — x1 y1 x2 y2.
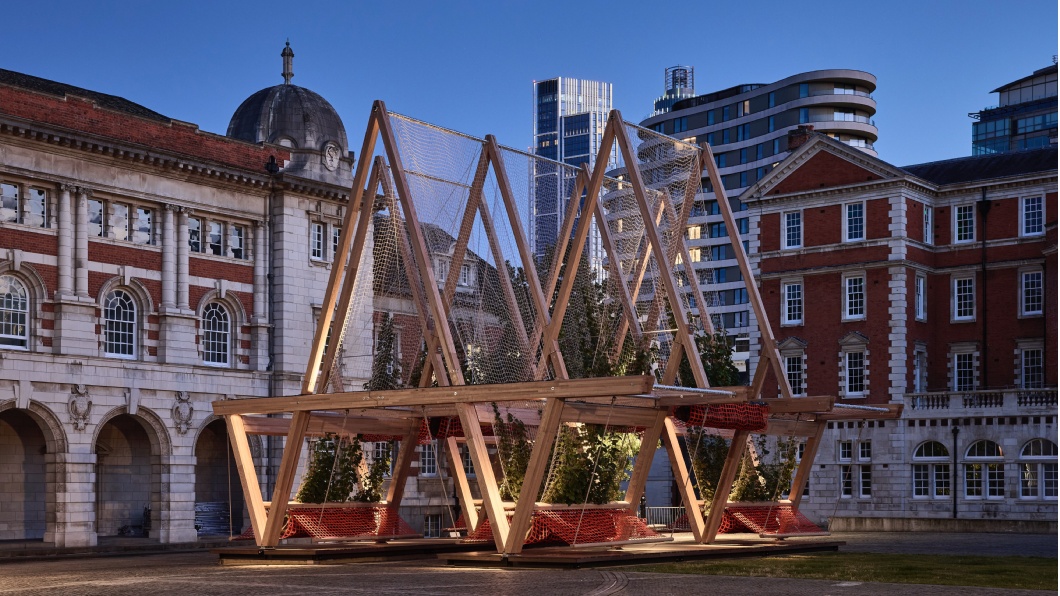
354 439 392 503
542 424 640 505
296 433 363 503
493 403 534 500
730 435 799 503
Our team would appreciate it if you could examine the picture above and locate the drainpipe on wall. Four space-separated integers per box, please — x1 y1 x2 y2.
951 425 960 519
264 155 281 500
977 189 991 387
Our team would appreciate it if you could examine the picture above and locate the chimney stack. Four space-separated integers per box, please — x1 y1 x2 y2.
787 125 815 150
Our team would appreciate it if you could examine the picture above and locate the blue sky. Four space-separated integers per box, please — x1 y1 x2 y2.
3 0 1056 166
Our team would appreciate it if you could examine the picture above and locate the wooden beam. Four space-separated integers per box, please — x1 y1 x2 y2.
702 429 750 543
701 144 791 399
624 410 668 510
239 413 412 437
788 421 825 509
484 137 563 379
563 401 660 427
225 415 266 544
446 436 478 531
303 105 381 394
260 410 310 547
477 186 531 357
377 102 466 385
212 375 656 416
654 386 749 407
759 396 835 414
662 416 705 541
612 115 710 390
817 404 903 420
765 418 821 437
456 401 509 551
317 160 385 394
505 397 564 554
384 417 423 507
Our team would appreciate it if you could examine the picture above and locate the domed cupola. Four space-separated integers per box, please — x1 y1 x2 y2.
227 42 351 187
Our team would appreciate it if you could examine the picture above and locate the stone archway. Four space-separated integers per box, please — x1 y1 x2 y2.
0 409 49 541
193 419 245 537
94 414 160 538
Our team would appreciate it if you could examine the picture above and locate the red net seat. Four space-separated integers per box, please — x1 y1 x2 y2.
676 403 769 432
234 505 418 542
718 504 827 537
464 508 666 547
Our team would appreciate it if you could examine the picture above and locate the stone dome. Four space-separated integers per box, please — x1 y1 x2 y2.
226 84 348 154
226 42 351 187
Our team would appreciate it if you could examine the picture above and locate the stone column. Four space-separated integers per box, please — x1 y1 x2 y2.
56 184 74 299
55 451 98 547
161 205 177 310
74 187 90 299
176 208 190 311
250 220 271 371
161 453 198 543
253 220 267 322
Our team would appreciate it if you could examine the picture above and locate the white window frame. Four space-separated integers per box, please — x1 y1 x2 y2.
953 351 976 391
419 440 438 477
782 210 802 249
964 440 1004 499
206 220 225 256
332 225 342 263
785 355 805 396
0 275 30 350
103 289 137 359
953 275 975 321
859 465 872 498
954 204 975 243
1020 269 1043 316
310 221 326 261
1019 439 1058 500
781 280 803 325
459 263 473 287
201 302 231 366
843 350 866 397
423 513 443 538
1021 347 1044 389
914 274 927 321
228 224 245 259
923 204 933 245
913 441 951 499
912 347 928 393
1020 196 1044 237
842 273 866 321
843 201 866 242
838 440 853 462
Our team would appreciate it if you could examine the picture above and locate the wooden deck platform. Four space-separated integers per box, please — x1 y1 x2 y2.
443 534 844 569
214 538 480 566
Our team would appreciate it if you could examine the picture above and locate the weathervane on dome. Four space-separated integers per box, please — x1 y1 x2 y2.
282 40 294 85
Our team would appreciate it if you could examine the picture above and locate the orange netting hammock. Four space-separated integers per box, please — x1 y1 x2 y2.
674 403 769 432
463 508 664 547
667 504 825 537
235 505 418 541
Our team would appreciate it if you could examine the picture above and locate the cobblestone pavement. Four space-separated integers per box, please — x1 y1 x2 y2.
0 533 1054 595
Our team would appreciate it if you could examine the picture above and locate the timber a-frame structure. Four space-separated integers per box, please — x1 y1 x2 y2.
213 101 900 555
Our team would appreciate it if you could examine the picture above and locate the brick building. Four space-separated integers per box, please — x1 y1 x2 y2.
742 128 1057 524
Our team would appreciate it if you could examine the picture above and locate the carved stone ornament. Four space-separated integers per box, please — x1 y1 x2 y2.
172 391 194 435
68 384 92 431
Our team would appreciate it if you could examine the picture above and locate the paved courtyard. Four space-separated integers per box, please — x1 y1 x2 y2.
0 532 1053 595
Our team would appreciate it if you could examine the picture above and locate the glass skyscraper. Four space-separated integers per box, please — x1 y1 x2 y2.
531 77 613 274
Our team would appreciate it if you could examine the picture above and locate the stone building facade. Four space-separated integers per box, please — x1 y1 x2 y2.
742 129 1057 524
0 50 387 546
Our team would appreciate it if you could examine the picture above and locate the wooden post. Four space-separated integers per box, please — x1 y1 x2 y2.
788 421 825 509
455 402 509 551
505 397 565 554
303 105 380 394
225 415 266 544
385 417 424 507
624 410 667 510
662 416 705 541
261 410 311 547
702 429 750 543
446 436 478 531
700 144 792 399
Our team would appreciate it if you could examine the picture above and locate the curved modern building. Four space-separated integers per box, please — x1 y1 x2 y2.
639 69 879 371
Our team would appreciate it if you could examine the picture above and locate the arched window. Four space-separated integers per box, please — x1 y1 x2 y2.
1020 439 1058 500
103 290 137 358
964 440 1004 499
0 275 29 349
202 303 230 366
912 441 950 498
